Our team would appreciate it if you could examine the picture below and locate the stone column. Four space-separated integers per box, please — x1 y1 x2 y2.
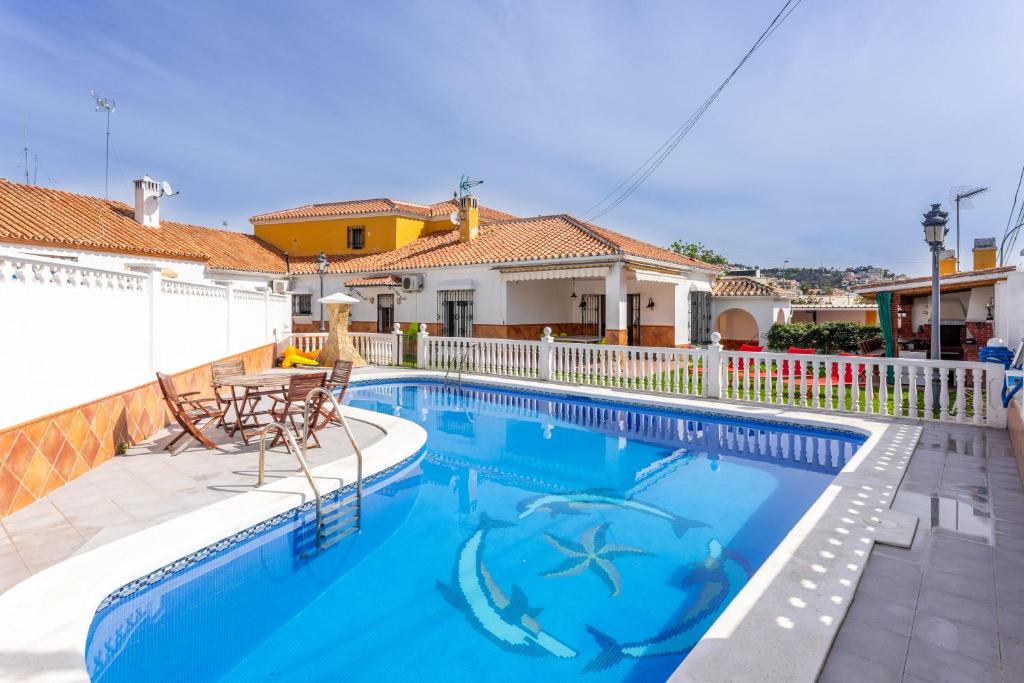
318 303 366 367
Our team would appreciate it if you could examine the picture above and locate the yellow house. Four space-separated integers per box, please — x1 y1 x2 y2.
251 197 516 257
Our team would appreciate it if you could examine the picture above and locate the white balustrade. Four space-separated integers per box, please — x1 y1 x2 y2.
274 320 1007 428
548 342 706 396
352 332 395 366
283 333 328 354
716 348 1001 426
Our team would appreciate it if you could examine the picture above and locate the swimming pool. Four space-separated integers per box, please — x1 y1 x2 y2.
85 380 865 682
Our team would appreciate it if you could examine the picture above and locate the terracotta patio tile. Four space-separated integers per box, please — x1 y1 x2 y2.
0 431 18 463
52 440 78 481
79 433 102 467
68 455 90 481
9 485 35 516
53 411 76 437
40 470 65 498
90 405 110 444
20 420 48 447
21 453 53 498
0 467 19 515
78 401 97 425
65 411 92 452
5 433 38 481
37 423 66 461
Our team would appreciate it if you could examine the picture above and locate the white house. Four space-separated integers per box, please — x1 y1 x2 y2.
710 276 795 348
268 196 722 347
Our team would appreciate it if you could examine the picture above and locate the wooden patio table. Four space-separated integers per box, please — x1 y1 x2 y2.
213 369 313 445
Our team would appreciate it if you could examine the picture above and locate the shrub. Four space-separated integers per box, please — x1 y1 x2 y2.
766 321 882 353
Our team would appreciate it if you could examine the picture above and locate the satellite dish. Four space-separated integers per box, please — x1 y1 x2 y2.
160 181 178 197
449 210 460 225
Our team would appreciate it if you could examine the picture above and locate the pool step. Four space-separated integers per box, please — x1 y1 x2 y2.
293 495 361 557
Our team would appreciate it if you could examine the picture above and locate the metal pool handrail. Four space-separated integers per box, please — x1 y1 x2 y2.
256 422 323 530
444 342 479 387
303 387 364 528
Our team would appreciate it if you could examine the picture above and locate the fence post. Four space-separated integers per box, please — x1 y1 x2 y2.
140 265 162 375
417 323 430 369
224 283 234 356
707 332 723 399
986 360 1008 428
263 290 272 344
539 327 554 381
393 322 403 367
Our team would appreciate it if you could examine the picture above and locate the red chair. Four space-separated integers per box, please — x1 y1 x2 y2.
831 352 867 385
735 344 764 373
781 347 815 377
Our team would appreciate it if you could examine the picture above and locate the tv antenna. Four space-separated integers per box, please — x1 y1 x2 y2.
950 185 989 268
456 174 483 198
91 91 116 198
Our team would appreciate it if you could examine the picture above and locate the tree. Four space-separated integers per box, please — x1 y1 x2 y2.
669 241 728 265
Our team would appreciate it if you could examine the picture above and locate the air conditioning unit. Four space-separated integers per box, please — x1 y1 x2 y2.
402 274 424 292
272 280 290 294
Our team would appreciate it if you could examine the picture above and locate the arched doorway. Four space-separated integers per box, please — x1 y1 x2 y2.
776 309 787 324
715 308 759 349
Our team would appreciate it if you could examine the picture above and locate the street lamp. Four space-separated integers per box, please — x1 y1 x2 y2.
922 203 949 362
922 203 949 410
316 251 329 332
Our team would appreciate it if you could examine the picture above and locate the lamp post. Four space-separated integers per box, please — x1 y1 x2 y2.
316 251 329 332
922 203 949 407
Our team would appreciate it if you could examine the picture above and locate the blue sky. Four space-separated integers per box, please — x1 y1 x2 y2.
2 1 1022 274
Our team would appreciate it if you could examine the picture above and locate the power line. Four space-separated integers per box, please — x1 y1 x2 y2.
581 0 805 222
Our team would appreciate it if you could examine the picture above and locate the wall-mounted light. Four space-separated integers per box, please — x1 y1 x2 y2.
579 298 587 309
986 297 995 321
570 278 577 300
646 297 655 310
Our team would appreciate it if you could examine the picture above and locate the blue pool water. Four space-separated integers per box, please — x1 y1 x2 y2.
86 381 864 682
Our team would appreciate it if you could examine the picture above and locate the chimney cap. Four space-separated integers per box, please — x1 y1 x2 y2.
973 237 997 249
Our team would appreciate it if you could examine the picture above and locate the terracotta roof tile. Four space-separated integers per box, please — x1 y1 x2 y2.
344 275 402 287
287 214 720 275
0 180 286 273
712 276 786 297
251 197 516 223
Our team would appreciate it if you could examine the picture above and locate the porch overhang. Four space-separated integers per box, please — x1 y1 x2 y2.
627 267 685 284
500 264 611 282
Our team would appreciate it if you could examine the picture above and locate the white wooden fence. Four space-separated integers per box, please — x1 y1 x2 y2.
280 326 1008 427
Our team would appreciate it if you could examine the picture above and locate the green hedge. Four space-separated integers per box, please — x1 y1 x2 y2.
765 322 882 354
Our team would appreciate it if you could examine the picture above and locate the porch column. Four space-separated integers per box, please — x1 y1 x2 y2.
674 283 689 345
604 262 627 345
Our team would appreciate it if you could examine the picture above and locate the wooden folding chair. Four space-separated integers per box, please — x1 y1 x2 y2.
321 360 354 424
269 373 328 448
156 372 227 451
211 359 245 429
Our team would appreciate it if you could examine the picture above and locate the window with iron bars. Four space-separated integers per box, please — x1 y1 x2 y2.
438 290 474 337
292 293 312 316
347 226 365 250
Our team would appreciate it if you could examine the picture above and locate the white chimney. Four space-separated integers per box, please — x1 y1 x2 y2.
133 176 161 227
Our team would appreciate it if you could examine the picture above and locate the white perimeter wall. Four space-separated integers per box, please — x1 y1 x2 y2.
0 254 291 429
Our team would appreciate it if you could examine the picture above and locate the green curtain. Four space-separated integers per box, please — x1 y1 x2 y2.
876 291 897 384
876 291 895 357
